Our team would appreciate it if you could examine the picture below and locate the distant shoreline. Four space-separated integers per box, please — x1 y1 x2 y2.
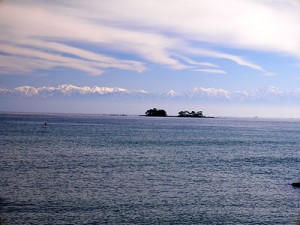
141 115 215 118
0 111 214 118
2 111 300 120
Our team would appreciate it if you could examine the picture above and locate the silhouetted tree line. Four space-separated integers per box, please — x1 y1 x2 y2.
145 108 205 117
178 110 203 117
145 108 167 117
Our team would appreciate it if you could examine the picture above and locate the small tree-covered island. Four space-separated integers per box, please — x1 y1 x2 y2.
145 108 167 117
145 108 213 118
178 110 203 117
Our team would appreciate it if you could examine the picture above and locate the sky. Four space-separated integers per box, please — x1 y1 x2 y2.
2 0 300 117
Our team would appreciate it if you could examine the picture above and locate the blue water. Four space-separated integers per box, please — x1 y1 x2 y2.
1 113 300 224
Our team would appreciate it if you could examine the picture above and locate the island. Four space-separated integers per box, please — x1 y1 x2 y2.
178 110 203 117
145 108 167 117
144 108 213 118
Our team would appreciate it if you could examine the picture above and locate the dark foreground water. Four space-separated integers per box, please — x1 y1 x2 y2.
1 113 300 224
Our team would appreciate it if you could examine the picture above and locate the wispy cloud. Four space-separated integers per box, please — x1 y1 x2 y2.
0 3 148 75
0 44 104 75
0 0 285 76
173 55 220 68
196 69 226 74
0 2 186 74
187 48 264 72
0 40 146 75
83 0 300 59
67 0 300 70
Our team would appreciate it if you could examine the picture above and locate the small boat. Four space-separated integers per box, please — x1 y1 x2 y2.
292 182 300 188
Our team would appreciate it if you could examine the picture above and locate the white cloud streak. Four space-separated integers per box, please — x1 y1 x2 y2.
196 69 227 74
0 44 104 75
1 0 285 76
0 3 149 75
66 0 300 65
0 41 146 75
82 0 300 58
174 55 220 68
187 48 264 72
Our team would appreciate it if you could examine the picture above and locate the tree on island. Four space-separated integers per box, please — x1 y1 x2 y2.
178 110 203 117
145 108 167 117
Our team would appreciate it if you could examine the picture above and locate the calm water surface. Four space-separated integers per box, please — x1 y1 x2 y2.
1 113 300 224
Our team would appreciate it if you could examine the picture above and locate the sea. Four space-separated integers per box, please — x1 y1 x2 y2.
1 113 300 225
